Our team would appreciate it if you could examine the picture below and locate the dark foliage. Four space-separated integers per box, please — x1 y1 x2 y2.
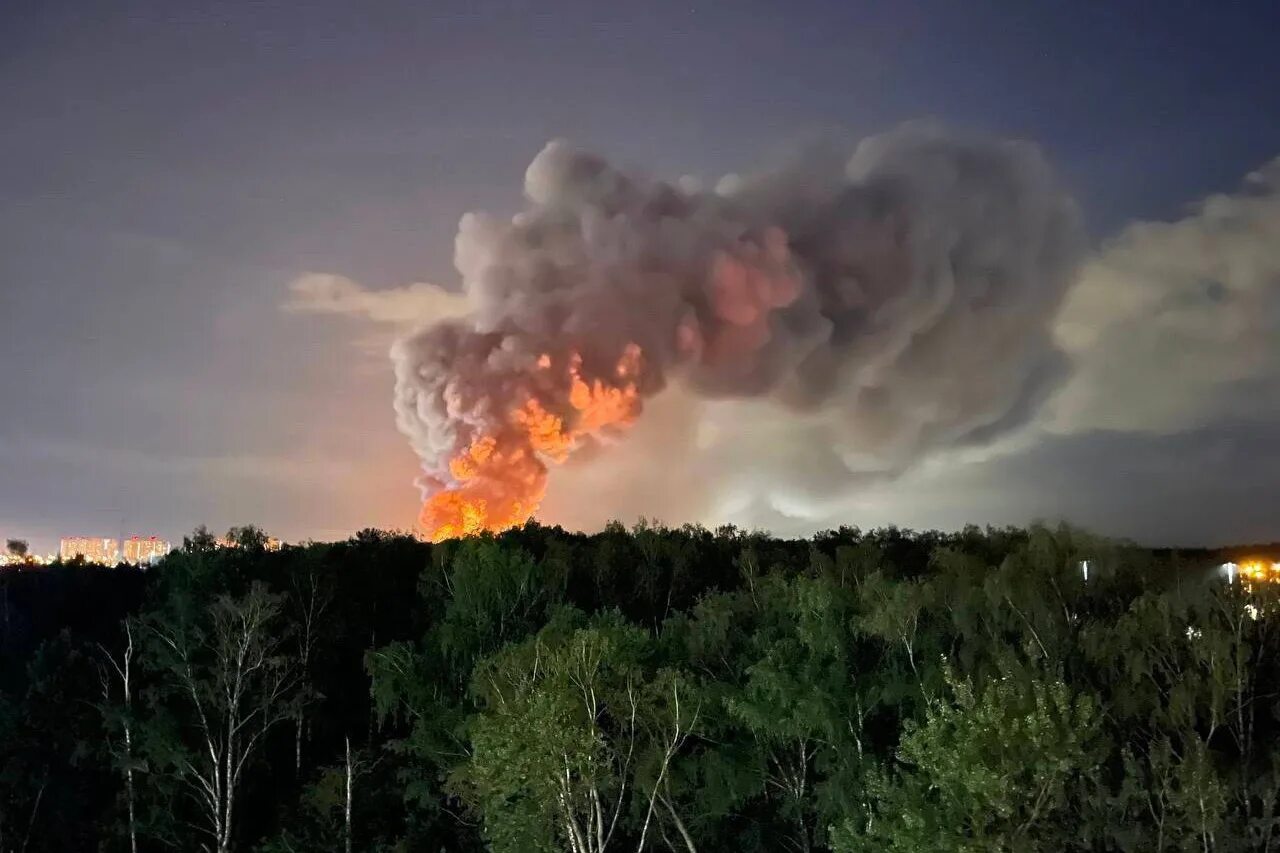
1 522 1277 851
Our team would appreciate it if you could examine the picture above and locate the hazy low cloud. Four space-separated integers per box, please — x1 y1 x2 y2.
284 273 470 328
719 418 1280 546
1049 157 1280 434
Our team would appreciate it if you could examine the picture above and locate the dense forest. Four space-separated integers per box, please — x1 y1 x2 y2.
2 522 1279 852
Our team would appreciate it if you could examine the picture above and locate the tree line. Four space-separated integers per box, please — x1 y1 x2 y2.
1 521 1279 851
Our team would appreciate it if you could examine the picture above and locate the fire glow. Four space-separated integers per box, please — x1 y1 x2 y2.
419 344 643 541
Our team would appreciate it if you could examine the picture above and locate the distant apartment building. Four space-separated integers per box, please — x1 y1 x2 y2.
123 536 171 565
59 537 120 564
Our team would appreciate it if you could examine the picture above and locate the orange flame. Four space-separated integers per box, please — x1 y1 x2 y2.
514 399 571 461
418 344 644 542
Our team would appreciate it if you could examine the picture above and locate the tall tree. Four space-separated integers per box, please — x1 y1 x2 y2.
454 610 701 853
290 562 332 777
836 667 1102 853
97 617 140 853
142 582 300 852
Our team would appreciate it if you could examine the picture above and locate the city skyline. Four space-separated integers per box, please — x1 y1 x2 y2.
54 534 173 566
5 529 184 560
0 532 291 563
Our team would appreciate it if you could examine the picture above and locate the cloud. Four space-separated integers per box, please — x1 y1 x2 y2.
283 273 471 328
1049 157 1280 434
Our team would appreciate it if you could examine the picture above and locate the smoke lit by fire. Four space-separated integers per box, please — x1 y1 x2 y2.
419 344 643 541
393 124 1084 541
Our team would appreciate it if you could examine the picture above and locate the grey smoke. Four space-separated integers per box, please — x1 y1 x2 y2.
392 123 1083 521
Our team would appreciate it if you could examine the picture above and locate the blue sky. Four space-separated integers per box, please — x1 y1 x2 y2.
3 0 1280 550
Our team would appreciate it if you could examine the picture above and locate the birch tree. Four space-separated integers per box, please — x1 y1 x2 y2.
145 582 300 852
291 566 332 777
97 618 140 853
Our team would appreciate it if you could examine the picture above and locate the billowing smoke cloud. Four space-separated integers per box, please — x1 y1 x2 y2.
392 123 1083 539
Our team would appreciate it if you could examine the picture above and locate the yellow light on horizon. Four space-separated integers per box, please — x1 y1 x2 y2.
1235 559 1280 587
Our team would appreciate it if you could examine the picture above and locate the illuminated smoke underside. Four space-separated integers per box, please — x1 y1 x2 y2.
392 123 1083 541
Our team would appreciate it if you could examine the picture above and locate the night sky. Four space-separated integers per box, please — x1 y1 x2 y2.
4 0 1280 552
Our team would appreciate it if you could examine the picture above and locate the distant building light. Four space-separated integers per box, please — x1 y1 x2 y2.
59 537 120 565
1236 559 1279 586
122 536 171 566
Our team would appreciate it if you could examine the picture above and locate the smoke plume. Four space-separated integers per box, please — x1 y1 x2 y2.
392 123 1083 540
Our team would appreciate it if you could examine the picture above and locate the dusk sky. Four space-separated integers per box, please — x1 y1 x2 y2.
4 0 1280 552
